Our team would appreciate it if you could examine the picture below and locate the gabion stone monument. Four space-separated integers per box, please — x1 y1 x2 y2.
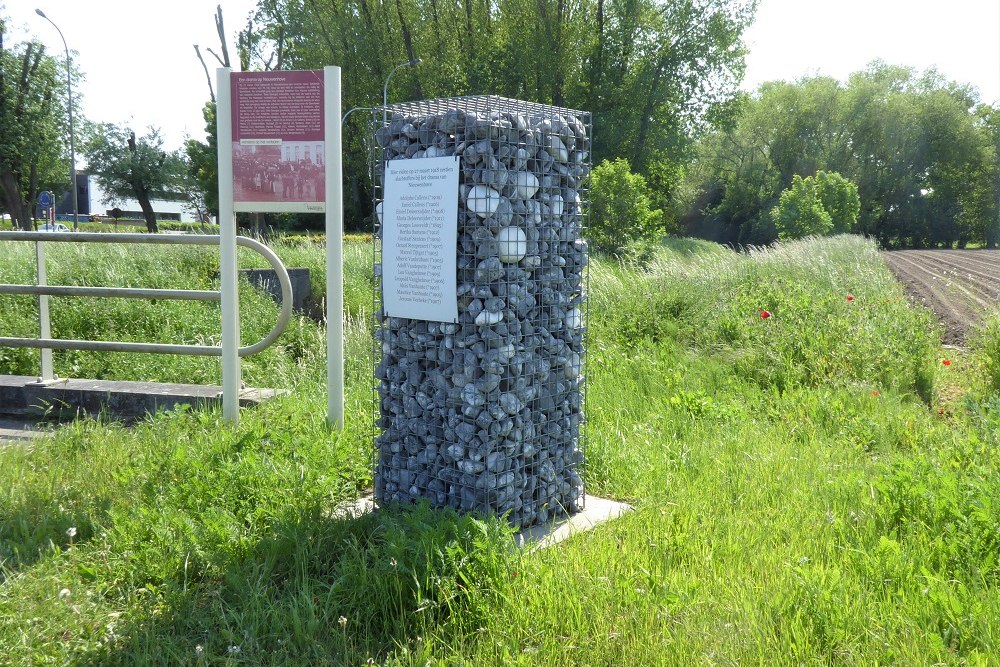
373 95 590 529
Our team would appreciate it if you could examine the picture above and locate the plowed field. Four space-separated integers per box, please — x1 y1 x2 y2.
883 249 1000 345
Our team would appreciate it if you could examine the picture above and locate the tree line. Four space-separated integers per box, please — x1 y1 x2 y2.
5 3 999 249
189 0 756 229
679 63 1000 248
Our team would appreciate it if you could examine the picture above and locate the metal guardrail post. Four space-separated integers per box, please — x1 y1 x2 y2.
35 240 54 382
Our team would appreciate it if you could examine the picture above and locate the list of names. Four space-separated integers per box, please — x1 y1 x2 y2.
383 157 459 322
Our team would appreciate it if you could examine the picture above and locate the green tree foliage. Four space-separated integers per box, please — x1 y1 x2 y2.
771 174 831 239
84 124 187 233
0 17 67 229
815 170 860 234
770 171 858 239
226 0 755 230
684 63 996 248
972 105 1000 248
184 102 219 219
588 158 662 256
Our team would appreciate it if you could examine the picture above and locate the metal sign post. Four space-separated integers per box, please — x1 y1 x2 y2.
217 67 344 426
325 66 344 429
216 68 241 422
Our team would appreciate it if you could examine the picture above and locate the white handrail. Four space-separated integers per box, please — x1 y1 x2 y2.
0 232 292 358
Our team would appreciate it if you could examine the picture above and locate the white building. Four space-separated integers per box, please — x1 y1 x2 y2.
50 173 206 223
86 177 201 222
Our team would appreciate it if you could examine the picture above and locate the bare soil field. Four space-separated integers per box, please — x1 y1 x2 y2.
883 249 1000 345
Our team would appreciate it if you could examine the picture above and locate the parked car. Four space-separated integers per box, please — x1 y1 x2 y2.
38 223 70 232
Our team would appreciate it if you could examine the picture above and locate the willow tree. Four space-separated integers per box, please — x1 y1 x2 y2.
684 64 996 247
84 124 187 233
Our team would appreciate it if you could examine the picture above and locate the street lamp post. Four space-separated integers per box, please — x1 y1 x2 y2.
35 8 79 232
383 59 421 127
342 106 374 125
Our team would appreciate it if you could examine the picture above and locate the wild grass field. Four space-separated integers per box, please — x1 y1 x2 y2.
1 234 999 665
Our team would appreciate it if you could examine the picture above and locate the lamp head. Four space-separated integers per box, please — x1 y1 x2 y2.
35 8 47 18
409 58 422 66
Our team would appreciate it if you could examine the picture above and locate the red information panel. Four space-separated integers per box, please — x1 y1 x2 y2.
231 70 325 212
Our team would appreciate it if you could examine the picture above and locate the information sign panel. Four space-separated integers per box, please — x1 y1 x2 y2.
230 70 325 213
382 156 460 322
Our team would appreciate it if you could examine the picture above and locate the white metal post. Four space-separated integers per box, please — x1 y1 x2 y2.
36 239 53 381
217 67 241 422
325 66 344 428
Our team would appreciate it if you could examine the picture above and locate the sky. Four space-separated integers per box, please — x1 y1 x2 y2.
3 0 999 155
741 0 1000 104
2 0 259 152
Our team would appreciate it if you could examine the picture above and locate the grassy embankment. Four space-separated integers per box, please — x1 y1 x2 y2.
1 234 999 664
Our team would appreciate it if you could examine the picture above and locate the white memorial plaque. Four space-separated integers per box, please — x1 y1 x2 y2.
382 156 460 322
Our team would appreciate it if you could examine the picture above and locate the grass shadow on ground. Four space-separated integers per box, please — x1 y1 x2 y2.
77 502 517 665
0 493 104 584
0 424 119 582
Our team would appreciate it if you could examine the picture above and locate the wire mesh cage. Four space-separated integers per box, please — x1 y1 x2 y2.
372 95 590 530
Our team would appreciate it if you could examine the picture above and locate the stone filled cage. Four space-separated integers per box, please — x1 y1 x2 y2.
372 95 591 529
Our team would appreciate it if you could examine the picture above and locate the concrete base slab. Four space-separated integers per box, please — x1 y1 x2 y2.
0 416 52 445
330 494 633 550
0 374 285 422
513 495 633 550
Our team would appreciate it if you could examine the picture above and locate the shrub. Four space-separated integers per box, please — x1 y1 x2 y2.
771 171 859 239
815 170 861 234
588 158 663 258
771 174 833 239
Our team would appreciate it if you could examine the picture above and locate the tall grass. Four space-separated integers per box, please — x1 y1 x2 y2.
2 234 999 664
0 237 373 386
592 235 937 399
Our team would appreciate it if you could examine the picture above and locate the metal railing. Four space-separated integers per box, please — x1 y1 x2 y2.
0 231 292 382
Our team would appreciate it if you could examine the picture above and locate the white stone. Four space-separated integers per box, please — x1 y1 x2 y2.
475 310 503 325
513 171 539 200
497 226 527 263
466 185 501 218
565 307 583 330
548 135 569 162
549 194 564 217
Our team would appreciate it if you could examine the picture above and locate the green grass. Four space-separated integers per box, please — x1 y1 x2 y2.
2 234 1000 664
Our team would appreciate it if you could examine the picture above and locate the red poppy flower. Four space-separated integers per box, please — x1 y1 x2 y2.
871 390 880 397
846 294 855 302
760 310 772 320
942 359 952 367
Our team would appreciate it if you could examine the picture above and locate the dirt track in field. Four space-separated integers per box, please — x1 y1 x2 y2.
883 249 1000 345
